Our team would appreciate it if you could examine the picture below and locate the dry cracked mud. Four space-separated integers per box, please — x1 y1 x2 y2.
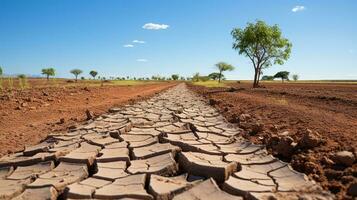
0 84 335 200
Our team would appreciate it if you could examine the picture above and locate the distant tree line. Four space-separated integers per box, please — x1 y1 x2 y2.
261 71 299 82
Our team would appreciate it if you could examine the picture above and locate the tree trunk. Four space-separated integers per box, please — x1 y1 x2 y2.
46 75 49 80
75 75 78 82
253 68 258 88
256 68 262 87
282 78 284 83
218 70 222 83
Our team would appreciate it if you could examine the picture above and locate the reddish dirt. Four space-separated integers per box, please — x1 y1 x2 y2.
189 82 357 199
0 81 176 156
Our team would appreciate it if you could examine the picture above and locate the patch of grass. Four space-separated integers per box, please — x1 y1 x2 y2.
192 80 227 87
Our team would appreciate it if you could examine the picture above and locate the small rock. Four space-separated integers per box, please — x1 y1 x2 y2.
298 129 321 149
68 125 77 130
270 136 295 158
278 131 290 136
86 109 94 120
29 106 36 110
250 122 263 135
347 182 357 196
42 91 49 96
21 102 28 107
228 114 240 124
239 113 251 122
324 169 343 180
108 108 121 113
59 118 65 124
321 156 335 166
304 161 319 174
208 99 218 106
332 151 356 166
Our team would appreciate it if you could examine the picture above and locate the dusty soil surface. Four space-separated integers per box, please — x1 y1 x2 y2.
0 84 333 200
0 82 175 156
189 82 357 199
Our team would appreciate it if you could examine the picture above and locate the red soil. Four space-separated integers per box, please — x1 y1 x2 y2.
189 82 357 199
0 81 175 156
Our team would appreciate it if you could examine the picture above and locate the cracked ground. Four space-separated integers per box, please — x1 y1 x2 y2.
0 84 335 200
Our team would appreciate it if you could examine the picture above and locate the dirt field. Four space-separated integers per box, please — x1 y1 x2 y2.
0 79 176 156
189 82 357 199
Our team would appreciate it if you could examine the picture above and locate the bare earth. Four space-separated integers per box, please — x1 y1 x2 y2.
189 82 357 199
0 82 175 156
0 83 334 200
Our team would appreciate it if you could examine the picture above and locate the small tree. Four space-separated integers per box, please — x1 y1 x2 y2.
292 74 299 81
0 66 3 76
208 72 223 80
89 70 98 79
180 76 185 80
41 68 55 80
171 74 179 80
274 71 290 83
261 75 275 81
215 62 234 83
70 69 83 82
232 20 292 88
192 73 200 82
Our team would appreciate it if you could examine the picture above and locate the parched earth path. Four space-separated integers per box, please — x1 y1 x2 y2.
0 84 334 200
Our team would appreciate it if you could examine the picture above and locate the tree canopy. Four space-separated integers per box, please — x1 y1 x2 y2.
261 75 274 81
70 69 83 81
171 74 179 80
215 62 234 82
89 70 98 79
274 71 290 82
208 72 223 80
41 68 56 80
0 66 3 76
232 20 292 87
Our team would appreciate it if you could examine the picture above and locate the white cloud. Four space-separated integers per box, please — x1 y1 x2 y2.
123 44 134 48
292 5 305 12
142 23 169 30
136 58 148 62
133 40 146 44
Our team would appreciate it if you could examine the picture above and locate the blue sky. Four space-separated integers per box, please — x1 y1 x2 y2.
0 0 356 80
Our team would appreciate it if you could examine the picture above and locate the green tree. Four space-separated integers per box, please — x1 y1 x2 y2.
0 66 3 76
41 68 56 80
70 69 83 82
208 72 223 80
215 62 234 83
292 74 299 81
261 75 275 81
274 71 290 83
171 74 179 80
89 70 98 79
232 20 292 88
